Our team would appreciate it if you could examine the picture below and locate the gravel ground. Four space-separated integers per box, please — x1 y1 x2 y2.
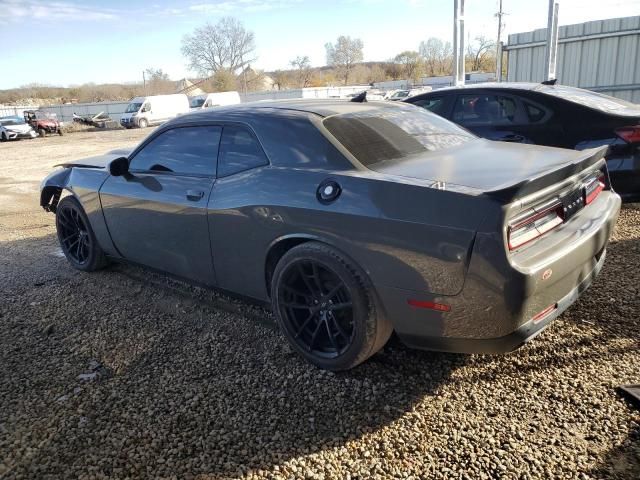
0 130 638 479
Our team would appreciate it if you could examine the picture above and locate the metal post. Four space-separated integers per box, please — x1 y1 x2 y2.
544 0 560 81
453 0 465 86
495 0 504 81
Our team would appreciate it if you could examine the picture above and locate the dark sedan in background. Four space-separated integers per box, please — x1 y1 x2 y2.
405 83 640 202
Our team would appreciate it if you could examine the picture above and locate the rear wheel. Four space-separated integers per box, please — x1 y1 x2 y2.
56 196 108 272
271 242 392 370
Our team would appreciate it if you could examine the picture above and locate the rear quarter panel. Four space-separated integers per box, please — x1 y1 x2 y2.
208 166 492 301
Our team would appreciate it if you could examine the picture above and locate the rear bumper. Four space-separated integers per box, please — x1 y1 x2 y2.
397 248 606 353
378 191 621 354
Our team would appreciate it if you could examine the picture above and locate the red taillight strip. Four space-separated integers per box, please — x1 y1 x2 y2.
508 202 564 250
407 299 451 312
615 125 640 144
584 175 605 205
532 304 557 323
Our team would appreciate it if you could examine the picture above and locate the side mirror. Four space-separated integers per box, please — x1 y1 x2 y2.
109 156 129 176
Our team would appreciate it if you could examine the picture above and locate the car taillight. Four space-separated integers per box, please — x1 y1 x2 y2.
508 203 564 251
584 173 605 205
615 125 640 144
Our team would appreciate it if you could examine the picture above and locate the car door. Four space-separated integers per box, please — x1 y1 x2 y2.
207 124 270 299
100 125 222 285
451 93 531 143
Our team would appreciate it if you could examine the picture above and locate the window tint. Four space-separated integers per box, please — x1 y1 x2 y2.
218 126 268 177
129 126 221 176
524 102 546 123
412 97 451 116
452 95 517 125
323 107 474 166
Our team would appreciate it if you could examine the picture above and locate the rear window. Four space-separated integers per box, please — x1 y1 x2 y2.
540 85 640 116
323 107 474 166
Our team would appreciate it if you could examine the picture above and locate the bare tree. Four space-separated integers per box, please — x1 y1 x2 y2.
325 36 364 85
271 70 291 90
394 51 423 82
144 68 170 82
419 38 452 76
181 17 256 77
289 56 313 88
466 35 496 71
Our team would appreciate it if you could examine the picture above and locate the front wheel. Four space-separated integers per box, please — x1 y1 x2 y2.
137 118 148 128
1 133 6 142
56 196 108 271
38 128 46 137
271 242 392 370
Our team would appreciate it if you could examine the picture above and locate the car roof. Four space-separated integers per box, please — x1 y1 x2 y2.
427 82 544 93
177 98 414 120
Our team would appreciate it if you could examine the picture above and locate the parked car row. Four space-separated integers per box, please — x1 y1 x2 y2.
41 93 622 370
0 110 64 142
404 82 640 202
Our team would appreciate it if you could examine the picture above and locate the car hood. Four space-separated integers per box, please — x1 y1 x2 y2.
4 124 32 133
371 139 605 198
55 148 131 169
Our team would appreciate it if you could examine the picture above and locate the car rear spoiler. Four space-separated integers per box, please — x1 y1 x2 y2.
484 146 608 202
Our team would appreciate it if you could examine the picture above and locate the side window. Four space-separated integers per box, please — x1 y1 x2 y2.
218 126 268 177
412 97 452 117
129 126 221 176
452 95 517 125
141 102 151 113
524 102 547 123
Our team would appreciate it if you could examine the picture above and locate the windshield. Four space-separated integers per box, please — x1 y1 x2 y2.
0 116 26 126
323 106 474 166
125 102 143 113
190 98 205 108
393 91 409 98
540 85 640 116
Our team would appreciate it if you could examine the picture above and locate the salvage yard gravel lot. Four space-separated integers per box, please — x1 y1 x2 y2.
0 129 638 479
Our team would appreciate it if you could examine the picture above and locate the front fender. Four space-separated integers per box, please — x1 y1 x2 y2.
40 168 71 211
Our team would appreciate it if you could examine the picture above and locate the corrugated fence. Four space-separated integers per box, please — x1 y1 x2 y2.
505 15 640 102
0 101 130 123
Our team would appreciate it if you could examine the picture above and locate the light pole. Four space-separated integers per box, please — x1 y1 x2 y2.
544 0 560 82
453 0 465 86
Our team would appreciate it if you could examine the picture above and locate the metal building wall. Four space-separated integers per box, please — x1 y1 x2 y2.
505 16 640 103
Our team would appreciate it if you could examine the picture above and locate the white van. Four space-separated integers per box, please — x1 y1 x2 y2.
189 91 241 109
120 94 190 128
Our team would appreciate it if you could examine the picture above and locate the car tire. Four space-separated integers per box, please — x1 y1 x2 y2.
271 242 392 370
138 118 148 128
56 196 108 272
1 133 6 142
38 128 46 137
58 129 64 136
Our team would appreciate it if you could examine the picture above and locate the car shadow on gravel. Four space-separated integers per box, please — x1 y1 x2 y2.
1 232 467 478
2 228 638 478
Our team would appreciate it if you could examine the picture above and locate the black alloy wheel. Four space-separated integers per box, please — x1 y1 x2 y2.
278 259 355 358
55 196 108 271
57 202 92 265
271 242 393 370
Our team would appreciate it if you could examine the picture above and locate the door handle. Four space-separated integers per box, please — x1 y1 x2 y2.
186 190 205 201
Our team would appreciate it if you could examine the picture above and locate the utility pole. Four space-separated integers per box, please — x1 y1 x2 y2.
495 0 504 81
453 0 465 86
142 70 146 92
544 0 560 82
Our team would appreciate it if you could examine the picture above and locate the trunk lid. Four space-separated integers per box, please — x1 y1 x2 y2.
371 139 607 201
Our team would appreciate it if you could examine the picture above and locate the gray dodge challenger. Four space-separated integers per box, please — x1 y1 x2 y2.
41 100 621 370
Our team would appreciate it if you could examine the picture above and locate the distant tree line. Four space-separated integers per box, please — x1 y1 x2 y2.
0 17 497 104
